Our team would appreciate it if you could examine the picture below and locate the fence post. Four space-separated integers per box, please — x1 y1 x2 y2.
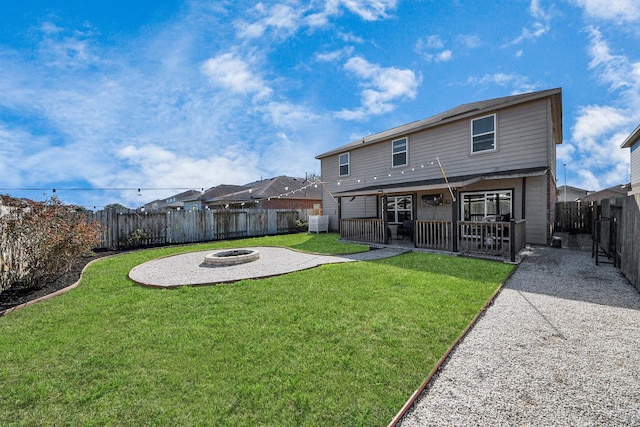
510 219 516 263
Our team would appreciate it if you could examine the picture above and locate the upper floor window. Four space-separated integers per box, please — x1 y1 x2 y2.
392 137 408 167
339 152 350 176
471 114 496 153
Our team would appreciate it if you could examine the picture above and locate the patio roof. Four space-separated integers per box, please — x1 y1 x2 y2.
331 167 548 197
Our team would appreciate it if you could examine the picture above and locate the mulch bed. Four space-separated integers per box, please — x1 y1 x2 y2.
0 251 119 313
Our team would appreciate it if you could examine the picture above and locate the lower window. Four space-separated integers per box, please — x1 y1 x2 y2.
385 195 412 223
461 190 512 221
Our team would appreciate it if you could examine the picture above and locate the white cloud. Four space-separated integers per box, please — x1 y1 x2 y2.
436 50 453 62
572 105 629 145
456 34 482 49
336 56 419 120
570 0 640 23
567 28 640 189
37 21 101 69
315 47 354 63
506 0 552 46
306 0 397 27
417 35 444 50
467 73 540 94
587 27 640 93
341 0 398 21
415 35 453 62
115 144 258 202
201 52 273 99
235 3 302 39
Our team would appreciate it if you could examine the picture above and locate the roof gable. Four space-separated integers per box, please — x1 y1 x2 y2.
621 123 640 149
316 87 562 159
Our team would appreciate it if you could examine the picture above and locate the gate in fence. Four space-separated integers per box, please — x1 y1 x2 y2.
555 201 593 233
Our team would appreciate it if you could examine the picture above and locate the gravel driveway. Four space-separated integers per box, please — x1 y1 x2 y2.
398 238 640 426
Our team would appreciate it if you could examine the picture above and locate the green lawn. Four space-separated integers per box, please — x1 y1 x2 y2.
0 233 513 426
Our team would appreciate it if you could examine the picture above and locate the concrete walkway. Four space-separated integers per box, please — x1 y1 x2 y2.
398 237 640 426
129 246 408 287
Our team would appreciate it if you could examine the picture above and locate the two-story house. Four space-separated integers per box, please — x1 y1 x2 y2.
316 88 563 258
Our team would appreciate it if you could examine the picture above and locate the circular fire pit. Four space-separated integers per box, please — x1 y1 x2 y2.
203 249 260 267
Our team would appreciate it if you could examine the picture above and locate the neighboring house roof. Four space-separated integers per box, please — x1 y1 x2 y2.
577 184 630 203
557 185 591 202
316 87 562 159
192 184 247 202
621 123 640 149
144 189 201 210
209 176 322 204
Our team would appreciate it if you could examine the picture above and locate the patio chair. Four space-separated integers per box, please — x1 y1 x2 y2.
396 220 414 241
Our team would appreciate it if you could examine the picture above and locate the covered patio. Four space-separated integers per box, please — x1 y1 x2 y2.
333 171 537 263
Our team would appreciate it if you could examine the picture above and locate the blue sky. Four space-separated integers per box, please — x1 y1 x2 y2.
1 0 639 209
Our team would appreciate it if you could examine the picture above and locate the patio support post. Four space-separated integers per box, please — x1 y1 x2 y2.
411 193 417 247
510 218 516 263
452 189 459 252
337 197 342 234
382 194 389 244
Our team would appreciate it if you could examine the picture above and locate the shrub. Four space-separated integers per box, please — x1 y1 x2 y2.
0 196 102 294
119 228 150 249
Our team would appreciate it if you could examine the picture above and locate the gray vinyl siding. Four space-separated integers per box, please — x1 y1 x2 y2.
320 97 556 239
324 98 552 195
631 144 640 194
523 175 549 244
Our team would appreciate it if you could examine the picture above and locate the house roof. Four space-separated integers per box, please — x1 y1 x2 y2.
621 123 640 149
316 87 563 159
208 176 322 204
144 189 201 210
577 183 630 203
332 166 549 197
193 184 247 202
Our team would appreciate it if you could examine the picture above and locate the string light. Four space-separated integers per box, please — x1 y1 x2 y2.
332 156 455 201
2 180 327 210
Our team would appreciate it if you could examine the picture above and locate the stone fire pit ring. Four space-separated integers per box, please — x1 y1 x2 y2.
203 249 260 266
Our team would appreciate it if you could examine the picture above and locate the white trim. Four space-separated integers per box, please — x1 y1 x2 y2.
339 152 350 177
384 194 413 223
392 137 408 168
470 114 497 154
460 189 512 221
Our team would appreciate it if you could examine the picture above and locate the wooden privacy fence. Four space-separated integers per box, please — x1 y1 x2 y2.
619 196 640 292
593 196 640 293
555 201 593 233
87 209 309 250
